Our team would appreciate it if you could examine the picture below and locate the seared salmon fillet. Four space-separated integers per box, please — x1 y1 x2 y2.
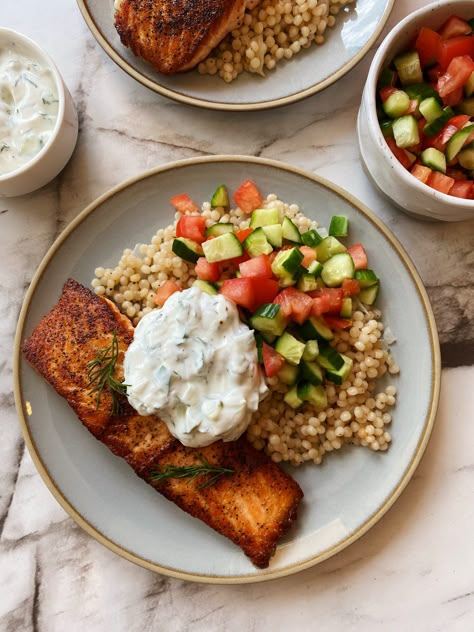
22 279 303 568
114 0 251 74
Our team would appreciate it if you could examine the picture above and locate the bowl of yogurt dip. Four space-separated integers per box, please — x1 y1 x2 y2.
0 28 78 197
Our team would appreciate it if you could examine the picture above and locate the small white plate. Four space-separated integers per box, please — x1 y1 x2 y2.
76 0 394 110
14 156 440 583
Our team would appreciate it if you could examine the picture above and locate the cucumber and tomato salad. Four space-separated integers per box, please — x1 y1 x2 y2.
377 14 474 199
165 181 381 410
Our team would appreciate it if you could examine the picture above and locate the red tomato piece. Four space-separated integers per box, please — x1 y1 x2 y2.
239 253 273 278
273 288 293 318
195 257 220 282
427 64 444 82
437 55 474 97
386 137 415 169
346 243 368 270
411 163 432 184
234 228 254 243
341 278 360 297
442 85 464 107
176 215 207 244
323 316 353 330
438 15 473 40
170 193 199 213
310 294 331 316
233 180 264 214
449 180 474 199
262 343 286 378
426 171 455 194
415 26 441 67
437 36 474 69
446 167 468 181
220 277 256 310
299 245 318 269
154 280 181 306
274 287 313 325
309 288 344 315
251 278 280 310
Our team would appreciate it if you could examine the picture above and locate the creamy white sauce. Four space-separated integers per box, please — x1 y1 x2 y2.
124 286 268 447
0 43 59 175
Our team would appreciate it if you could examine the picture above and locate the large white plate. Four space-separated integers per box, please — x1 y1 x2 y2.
14 156 440 583
76 0 394 110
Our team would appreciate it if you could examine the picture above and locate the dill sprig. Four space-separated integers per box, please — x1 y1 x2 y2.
87 330 128 415
149 457 235 490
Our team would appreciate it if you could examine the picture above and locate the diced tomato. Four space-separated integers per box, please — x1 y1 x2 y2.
438 15 473 40
425 114 471 152
251 278 280 309
220 277 256 311
386 137 415 169
299 245 317 269
262 342 286 378
239 253 273 278
448 114 472 129
154 280 181 306
309 288 344 315
341 278 360 297
379 86 398 102
273 287 313 325
273 288 293 318
427 64 444 82
195 257 220 283
233 180 264 214
415 26 441 67
346 243 368 270
170 193 199 213
442 85 464 107
176 215 207 244
323 316 353 330
446 167 468 181
437 55 474 97
234 228 254 243
426 170 455 194
411 163 432 184
437 36 474 69
449 180 474 199
405 99 420 116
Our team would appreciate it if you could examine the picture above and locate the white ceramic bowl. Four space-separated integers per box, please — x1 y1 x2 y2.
0 29 78 197
357 0 474 222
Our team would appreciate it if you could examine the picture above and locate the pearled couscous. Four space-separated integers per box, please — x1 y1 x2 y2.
198 0 355 82
92 192 399 467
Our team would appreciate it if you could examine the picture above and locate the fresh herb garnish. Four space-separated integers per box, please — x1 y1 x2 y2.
150 457 235 490
86 330 128 415
0 144 9 152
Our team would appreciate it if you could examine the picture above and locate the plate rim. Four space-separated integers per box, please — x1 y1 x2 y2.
13 155 441 583
75 0 395 111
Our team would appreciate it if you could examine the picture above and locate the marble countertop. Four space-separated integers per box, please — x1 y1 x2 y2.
2 0 474 630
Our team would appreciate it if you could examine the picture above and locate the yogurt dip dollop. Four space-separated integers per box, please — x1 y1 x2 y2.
0 41 59 175
124 286 268 447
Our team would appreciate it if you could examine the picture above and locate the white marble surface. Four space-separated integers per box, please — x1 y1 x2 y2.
2 1 474 630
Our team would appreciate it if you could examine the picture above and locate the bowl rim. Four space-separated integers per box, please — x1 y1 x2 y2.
0 27 68 182
365 0 474 211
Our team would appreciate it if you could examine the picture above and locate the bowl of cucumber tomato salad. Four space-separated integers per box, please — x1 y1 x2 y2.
357 0 474 221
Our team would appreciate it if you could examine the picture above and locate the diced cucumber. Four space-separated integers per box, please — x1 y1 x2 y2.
325 354 353 385
281 216 302 243
393 115 420 149
249 207 280 227
277 362 300 386
359 282 379 305
301 228 323 247
297 382 328 410
419 96 443 124
421 147 446 173
328 215 349 237
262 223 283 247
446 124 474 162
300 359 323 385
254 332 264 364
210 184 229 208
284 385 304 409
377 66 397 89
380 120 394 138
274 332 306 366
458 143 474 170
192 279 218 294
202 232 243 262
465 71 474 98
243 227 273 257
321 252 355 287
383 90 410 119
340 297 352 318
317 345 345 371
302 339 319 362
205 222 234 237
316 236 346 263
394 50 423 86
172 237 203 263
405 83 440 101
250 303 288 337
297 273 319 293
299 316 334 342
307 260 323 277
423 106 455 137
458 97 474 117
271 247 304 286
354 268 378 288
